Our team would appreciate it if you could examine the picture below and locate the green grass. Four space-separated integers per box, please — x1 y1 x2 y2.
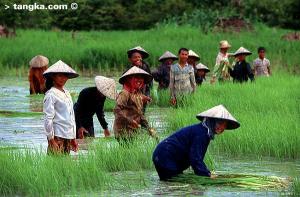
0 135 215 196
292 177 300 196
0 110 42 118
165 74 300 159
0 24 299 76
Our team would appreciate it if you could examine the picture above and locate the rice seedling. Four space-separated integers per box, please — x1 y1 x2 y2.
171 173 290 191
0 110 42 118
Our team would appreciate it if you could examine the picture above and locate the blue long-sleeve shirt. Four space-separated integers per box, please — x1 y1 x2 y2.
152 123 211 177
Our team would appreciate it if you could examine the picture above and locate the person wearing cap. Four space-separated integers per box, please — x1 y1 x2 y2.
253 47 271 77
211 40 232 84
195 63 210 86
169 48 196 106
152 51 178 90
187 50 200 69
126 46 153 112
114 66 157 142
229 47 255 83
152 105 240 180
28 55 49 94
74 76 116 139
43 60 79 154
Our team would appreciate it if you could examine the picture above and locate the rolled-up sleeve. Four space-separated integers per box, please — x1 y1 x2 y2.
169 66 175 98
43 94 55 140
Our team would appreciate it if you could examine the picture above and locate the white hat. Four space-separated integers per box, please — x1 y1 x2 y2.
219 40 231 49
195 63 210 72
29 55 49 68
95 76 117 100
43 60 79 79
188 50 200 60
196 104 240 130
159 51 178 62
127 46 149 59
119 66 153 85
233 47 252 56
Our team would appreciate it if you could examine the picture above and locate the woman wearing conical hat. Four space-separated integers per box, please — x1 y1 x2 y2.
211 40 233 84
126 46 153 112
187 50 200 69
43 60 79 154
114 66 157 142
229 47 254 83
195 63 210 86
28 55 49 94
152 51 178 90
74 76 117 139
152 105 240 180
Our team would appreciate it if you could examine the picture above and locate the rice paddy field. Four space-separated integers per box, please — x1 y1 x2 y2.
0 25 300 196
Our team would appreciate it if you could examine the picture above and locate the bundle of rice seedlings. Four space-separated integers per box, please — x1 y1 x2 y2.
171 173 290 191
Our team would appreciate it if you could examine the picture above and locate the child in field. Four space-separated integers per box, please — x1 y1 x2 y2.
43 60 79 154
113 66 157 142
253 47 271 77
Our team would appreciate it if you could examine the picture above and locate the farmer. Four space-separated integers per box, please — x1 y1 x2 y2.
126 46 153 112
195 63 210 86
43 60 79 154
74 76 117 139
28 55 49 94
253 47 271 77
113 66 157 142
211 40 232 83
152 105 240 180
229 47 255 83
187 50 200 69
169 48 196 106
152 51 178 90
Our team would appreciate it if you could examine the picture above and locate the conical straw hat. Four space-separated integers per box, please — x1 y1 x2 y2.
219 40 231 49
195 63 210 72
188 50 200 60
127 46 149 59
95 76 117 100
159 51 178 62
233 47 252 56
43 60 79 79
196 104 240 130
29 55 49 68
119 66 153 85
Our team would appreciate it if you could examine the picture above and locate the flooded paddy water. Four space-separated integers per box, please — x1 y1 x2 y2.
0 77 299 196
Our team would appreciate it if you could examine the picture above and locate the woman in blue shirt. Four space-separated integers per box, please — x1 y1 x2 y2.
152 105 240 180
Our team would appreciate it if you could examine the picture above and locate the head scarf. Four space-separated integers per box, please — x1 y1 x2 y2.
202 118 223 140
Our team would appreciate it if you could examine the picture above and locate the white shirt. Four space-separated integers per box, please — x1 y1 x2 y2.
43 87 76 140
253 57 270 76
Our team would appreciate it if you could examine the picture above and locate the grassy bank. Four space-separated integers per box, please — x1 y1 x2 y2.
166 74 300 159
0 24 299 76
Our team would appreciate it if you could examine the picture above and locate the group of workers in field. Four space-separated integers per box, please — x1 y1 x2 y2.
28 40 271 180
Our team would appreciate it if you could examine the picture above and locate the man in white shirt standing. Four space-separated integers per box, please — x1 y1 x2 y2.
253 47 271 77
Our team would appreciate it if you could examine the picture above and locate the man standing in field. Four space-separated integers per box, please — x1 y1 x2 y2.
169 48 196 106
253 47 271 77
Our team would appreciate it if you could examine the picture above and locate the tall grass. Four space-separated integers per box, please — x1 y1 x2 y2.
165 74 300 159
0 24 299 76
0 135 214 196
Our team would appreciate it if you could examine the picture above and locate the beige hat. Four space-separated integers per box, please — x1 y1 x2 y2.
195 63 210 73
119 66 153 85
43 60 79 79
196 104 240 130
127 46 149 59
219 40 231 49
95 76 117 100
29 55 49 68
159 51 178 62
233 47 252 56
188 50 200 60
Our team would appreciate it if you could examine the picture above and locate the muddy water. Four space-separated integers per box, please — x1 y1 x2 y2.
0 77 299 196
